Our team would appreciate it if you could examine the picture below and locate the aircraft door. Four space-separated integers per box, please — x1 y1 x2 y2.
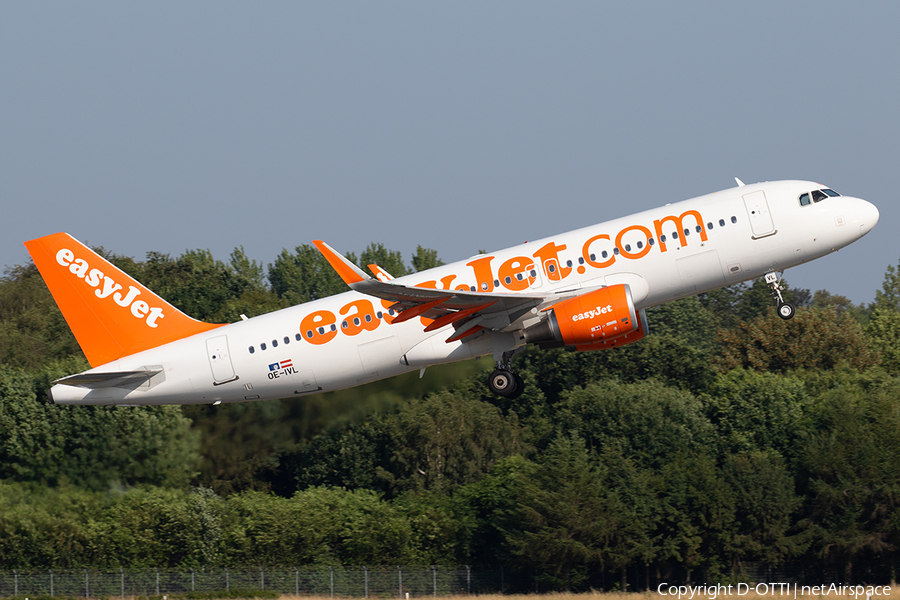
743 190 776 239
206 335 238 384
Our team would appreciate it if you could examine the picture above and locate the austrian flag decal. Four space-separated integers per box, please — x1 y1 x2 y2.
266 359 297 379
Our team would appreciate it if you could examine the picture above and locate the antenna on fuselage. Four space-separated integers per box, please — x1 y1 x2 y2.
735 177 746 187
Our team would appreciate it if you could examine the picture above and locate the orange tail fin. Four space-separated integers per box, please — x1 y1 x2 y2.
25 232 223 367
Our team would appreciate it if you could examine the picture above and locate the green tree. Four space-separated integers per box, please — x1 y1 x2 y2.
411 245 444 272
797 379 900 580
654 451 736 584
0 263 82 369
704 370 811 459
359 242 410 278
0 365 199 489
88 487 207 568
135 249 270 322
268 244 356 305
700 279 809 330
504 435 656 591
0 482 98 567
286 390 525 497
554 379 715 468
873 256 900 312
721 450 804 570
811 289 862 317
381 390 524 494
514 334 716 407
866 307 900 375
645 296 718 353
221 487 415 566
715 307 878 374
394 491 476 565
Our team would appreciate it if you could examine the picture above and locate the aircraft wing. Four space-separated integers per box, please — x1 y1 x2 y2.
314 240 551 342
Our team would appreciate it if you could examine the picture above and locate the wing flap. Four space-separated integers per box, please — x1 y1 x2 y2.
314 239 550 338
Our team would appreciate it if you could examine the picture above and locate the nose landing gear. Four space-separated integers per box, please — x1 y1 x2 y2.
766 272 795 320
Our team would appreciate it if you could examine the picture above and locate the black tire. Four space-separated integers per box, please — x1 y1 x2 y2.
488 369 517 397
777 302 795 320
508 373 526 400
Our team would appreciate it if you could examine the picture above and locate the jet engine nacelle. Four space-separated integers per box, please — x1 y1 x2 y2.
523 283 648 350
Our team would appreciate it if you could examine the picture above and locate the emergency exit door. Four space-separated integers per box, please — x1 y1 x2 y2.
207 335 238 385
743 190 776 239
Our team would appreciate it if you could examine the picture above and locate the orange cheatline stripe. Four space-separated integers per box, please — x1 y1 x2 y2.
424 301 496 333
391 296 450 324
446 325 484 343
312 240 365 284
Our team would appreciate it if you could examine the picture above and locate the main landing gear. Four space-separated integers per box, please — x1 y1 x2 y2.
766 272 795 320
488 351 525 399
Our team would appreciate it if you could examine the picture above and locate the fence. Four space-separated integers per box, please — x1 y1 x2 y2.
0 567 503 598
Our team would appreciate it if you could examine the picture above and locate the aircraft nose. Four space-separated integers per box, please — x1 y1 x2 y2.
857 198 879 236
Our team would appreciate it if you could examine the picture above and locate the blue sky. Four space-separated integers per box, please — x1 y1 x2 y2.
2 2 897 304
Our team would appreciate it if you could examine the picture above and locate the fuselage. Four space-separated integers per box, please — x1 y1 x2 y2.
49 180 879 405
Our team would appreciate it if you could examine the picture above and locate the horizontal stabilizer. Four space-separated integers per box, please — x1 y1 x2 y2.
54 368 164 389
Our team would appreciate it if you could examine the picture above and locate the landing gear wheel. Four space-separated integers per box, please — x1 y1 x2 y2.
488 369 519 397
777 302 795 320
508 373 525 400
765 272 794 319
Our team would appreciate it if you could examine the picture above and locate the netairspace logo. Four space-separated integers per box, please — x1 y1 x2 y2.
656 583 892 600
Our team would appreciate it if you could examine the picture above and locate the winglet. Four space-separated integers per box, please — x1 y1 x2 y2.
368 264 394 282
312 240 371 285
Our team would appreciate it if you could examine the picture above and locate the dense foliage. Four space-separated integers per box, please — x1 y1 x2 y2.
2 243 900 589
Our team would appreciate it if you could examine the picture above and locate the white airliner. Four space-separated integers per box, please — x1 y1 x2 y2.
26 179 878 405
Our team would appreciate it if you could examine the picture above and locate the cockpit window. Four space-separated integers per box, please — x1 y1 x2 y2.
800 188 840 206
